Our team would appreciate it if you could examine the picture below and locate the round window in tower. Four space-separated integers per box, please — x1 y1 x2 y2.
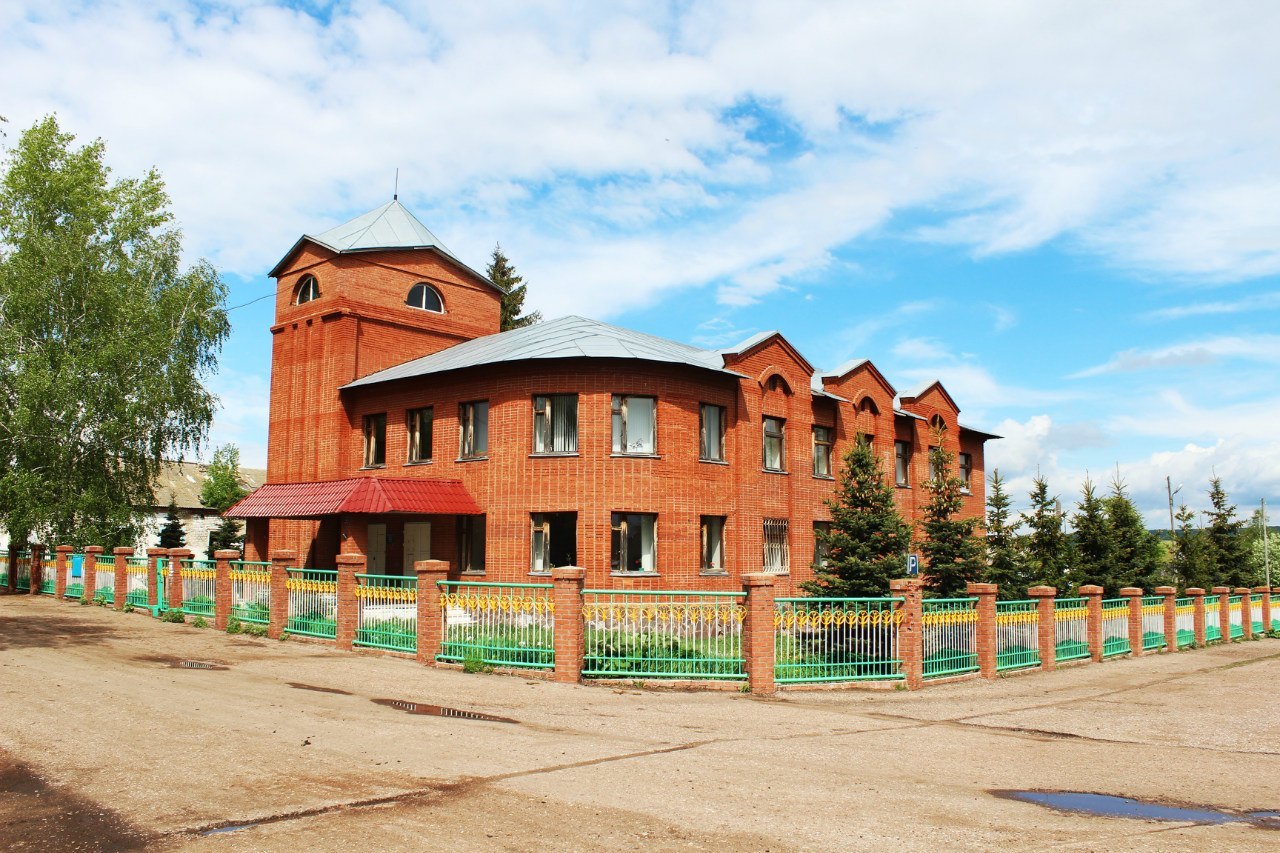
406 282 444 313
294 274 320 305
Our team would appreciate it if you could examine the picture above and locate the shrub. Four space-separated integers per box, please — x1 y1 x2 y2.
462 646 494 674
225 615 242 634
161 608 185 624
244 624 268 638
192 616 208 629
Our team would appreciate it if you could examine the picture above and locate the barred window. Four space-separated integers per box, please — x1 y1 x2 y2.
611 513 657 573
612 395 656 455
699 404 725 462
763 518 789 574
362 413 386 467
406 407 433 463
533 394 578 454
458 401 489 459
763 417 785 472
700 516 726 574
813 426 833 477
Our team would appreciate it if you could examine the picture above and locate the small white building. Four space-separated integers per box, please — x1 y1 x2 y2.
138 461 267 560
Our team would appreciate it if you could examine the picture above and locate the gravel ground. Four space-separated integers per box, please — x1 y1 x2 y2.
1 595 1277 851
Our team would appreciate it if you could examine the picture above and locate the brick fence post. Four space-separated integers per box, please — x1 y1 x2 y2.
1259 586 1273 636
335 553 365 650
890 578 924 689
1213 586 1230 641
146 548 167 611
414 559 450 665
83 546 103 602
551 567 586 684
268 550 297 639
1080 585 1104 662
742 573 776 695
1028 586 1057 671
3 549 13 594
29 544 45 596
1187 588 1206 646
113 547 131 610
1120 587 1144 656
213 550 238 630
967 582 998 679
1235 588 1253 639
55 545 72 599
167 548 192 613
1156 586 1177 650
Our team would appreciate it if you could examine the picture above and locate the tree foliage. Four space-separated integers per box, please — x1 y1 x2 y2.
917 436 983 597
1170 504 1211 590
1022 475 1073 590
158 501 186 549
200 443 247 512
487 243 541 332
982 469 1031 598
1203 476 1250 587
0 116 229 548
1102 475 1165 593
1071 477 1112 591
803 440 913 598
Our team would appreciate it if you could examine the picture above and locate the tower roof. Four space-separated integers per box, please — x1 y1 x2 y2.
268 199 496 289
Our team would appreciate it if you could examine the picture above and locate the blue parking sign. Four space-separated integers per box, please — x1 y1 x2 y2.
907 554 919 575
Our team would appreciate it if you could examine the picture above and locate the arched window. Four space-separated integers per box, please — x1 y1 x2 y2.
858 396 880 416
930 414 947 432
406 282 443 312
294 274 319 305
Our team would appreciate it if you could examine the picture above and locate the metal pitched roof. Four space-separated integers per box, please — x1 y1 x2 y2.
226 478 481 518
342 315 740 390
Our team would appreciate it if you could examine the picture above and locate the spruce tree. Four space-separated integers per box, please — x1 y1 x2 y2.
1023 475 1073 589
918 437 983 597
1171 504 1212 590
803 440 913 598
1071 477 1112 591
1203 476 1249 587
1103 475 1165 593
158 501 186 549
487 243 541 331
983 469 1029 598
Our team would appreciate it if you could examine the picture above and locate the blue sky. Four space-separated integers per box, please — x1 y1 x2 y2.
3 1 1278 526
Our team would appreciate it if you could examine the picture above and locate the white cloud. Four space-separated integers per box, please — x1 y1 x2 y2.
1147 289 1280 321
1071 335 1280 378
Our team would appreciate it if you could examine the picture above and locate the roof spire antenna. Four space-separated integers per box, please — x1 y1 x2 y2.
393 168 399 201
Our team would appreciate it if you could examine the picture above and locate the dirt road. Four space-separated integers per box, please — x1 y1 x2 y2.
1 595 1277 851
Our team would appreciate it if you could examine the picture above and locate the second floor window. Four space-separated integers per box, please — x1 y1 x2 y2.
959 452 973 493
406 407 433 463
699 403 725 461
763 416 785 472
363 413 386 467
895 440 910 487
459 401 489 459
813 426 833 477
612 395 655 455
533 394 578 454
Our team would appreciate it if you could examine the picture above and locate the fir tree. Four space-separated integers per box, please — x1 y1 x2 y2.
1023 475 1073 589
1071 477 1112 591
1203 476 1249 587
1171 504 1212 590
918 436 983 597
158 501 186 549
487 243 541 331
1103 475 1165 593
803 440 913 598
983 469 1029 597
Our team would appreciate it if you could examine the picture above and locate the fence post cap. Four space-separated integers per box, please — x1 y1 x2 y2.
146 547 170 557
335 553 366 566
269 550 297 562
1119 587 1144 597
1027 585 1057 597
741 573 776 588
112 546 135 556
168 548 194 558
1211 586 1230 594
55 544 75 554
213 550 242 560
1154 586 1176 595
551 566 586 581
1078 584 1104 595
889 577 923 593
413 559 450 576
84 545 104 554
1253 586 1270 593
965 582 997 595
1185 587 1205 596
1233 587 1252 595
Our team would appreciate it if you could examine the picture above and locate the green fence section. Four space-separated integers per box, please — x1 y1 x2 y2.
582 589 745 679
995 599 1040 671
0 550 7 586
39 561 58 595
1249 594 1265 635
774 598 903 683
1141 596 1167 651
1053 598 1090 661
1175 598 1195 648
124 558 149 607
285 569 338 639
64 554 84 601
355 573 417 653
180 560 216 617
229 561 271 624
14 552 31 592
1204 595 1222 642
1101 598 1129 657
438 581 555 669
1228 595 1244 639
922 598 979 678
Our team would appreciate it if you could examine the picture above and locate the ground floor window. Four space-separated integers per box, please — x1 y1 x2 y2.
530 512 577 573
813 521 832 568
700 515 726 574
763 518 789 574
457 515 486 573
611 513 656 573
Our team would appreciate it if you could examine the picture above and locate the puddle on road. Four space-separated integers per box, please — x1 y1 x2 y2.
372 698 517 724
995 790 1280 829
287 682 352 695
200 822 261 836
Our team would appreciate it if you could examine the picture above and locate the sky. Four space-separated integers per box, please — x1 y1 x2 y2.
3 0 1278 528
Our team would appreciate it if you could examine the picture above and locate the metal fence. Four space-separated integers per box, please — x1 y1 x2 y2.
39 559 58 595
355 574 417 653
180 560 216 617
15 552 31 592
285 569 337 639
774 598 903 683
438 581 555 669
995 599 1040 671
1101 599 1129 657
1228 595 1244 639
922 598 979 678
1175 597 1195 648
582 589 745 679
125 558 149 607
64 554 84 599
1054 598 1090 662
1141 596 1167 651
1250 593 1265 634
1204 595 1222 642
93 558 114 604
230 561 271 625
0 551 7 586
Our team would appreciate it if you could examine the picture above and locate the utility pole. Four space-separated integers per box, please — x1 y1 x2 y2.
1166 476 1181 540
1263 497 1270 588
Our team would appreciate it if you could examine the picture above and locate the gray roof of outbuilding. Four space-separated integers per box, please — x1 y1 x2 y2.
342 315 744 390
268 200 498 288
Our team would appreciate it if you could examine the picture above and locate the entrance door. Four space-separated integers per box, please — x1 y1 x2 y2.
367 523 387 574
403 522 431 574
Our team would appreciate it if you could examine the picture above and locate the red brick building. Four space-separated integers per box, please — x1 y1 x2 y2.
230 200 996 593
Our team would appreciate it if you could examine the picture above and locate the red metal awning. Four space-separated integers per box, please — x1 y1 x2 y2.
225 477 482 518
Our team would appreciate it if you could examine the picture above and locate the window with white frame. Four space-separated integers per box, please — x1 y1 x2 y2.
895 440 910 487
530 512 577 573
813 521 832 568
611 513 657 573
294 274 319 304
611 395 656 455
406 406 433 463
928 446 941 482
457 515 486 573
763 416 785 472
700 515 726 574
458 401 489 459
533 394 578 454
699 403 726 462
405 282 443 312
813 425 834 477
363 413 386 467
763 518 789 574
959 452 973 494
